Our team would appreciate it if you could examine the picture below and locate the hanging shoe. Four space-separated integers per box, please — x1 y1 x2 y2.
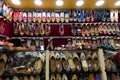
46 38 53 50
115 9 118 22
77 10 81 22
86 52 93 72
47 11 51 23
50 74 56 80
77 24 81 36
62 74 68 80
65 52 75 72
35 23 39 36
60 11 65 23
12 76 19 80
80 52 88 72
39 23 45 36
73 10 78 22
86 10 90 22
69 10 74 22
60 53 70 72
59 23 64 36
20 22 25 36
51 11 55 22
45 23 51 36
30 76 35 80
65 12 69 23
35 52 44 73
90 10 94 22
40 38 44 50
110 10 114 22
71 23 77 36
95 74 101 80
42 11 46 22
37 12 42 23
36 75 41 80
50 52 56 72
55 12 60 23
111 73 117 80
18 11 23 22
24 22 29 36
89 74 94 80
24 76 29 80
56 74 62 80
23 11 27 22
92 52 99 72
72 74 78 80
55 52 62 72
72 52 81 72
29 23 34 37
13 22 19 36
28 11 32 22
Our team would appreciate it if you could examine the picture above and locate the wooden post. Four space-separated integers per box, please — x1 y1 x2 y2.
98 49 107 80
46 50 49 80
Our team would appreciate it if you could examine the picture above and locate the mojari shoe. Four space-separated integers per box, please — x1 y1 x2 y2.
50 52 56 72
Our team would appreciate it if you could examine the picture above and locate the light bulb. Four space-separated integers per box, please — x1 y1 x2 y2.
56 0 64 6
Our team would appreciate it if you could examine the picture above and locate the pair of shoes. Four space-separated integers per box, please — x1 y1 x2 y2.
65 12 69 23
35 52 44 74
0 53 7 76
50 74 68 80
65 52 76 72
42 11 46 22
71 24 82 36
71 24 77 36
59 23 64 36
60 53 70 72
60 11 64 23
104 53 116 72
12 66 34 75
46 38 53 50
110 9 118 22
47 11 51 23
77 10 85 22
89 74 101 80
72 53 81 72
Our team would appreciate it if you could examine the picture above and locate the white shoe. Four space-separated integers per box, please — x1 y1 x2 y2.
115 9 118 22
110 10 114 22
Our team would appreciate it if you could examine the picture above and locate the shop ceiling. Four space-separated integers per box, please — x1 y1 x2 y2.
5 0 120 10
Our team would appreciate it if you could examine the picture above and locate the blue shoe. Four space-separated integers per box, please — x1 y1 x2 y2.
95 74 101 80
77 10 81 22
81 10 85 22
107 74 110 80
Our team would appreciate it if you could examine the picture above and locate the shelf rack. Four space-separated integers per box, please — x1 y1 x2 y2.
11 36 119 39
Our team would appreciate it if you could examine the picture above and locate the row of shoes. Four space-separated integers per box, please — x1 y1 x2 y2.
12 52 45 75
13 23 51 37
107 73 120 80
0 51 45 76
2 75 42 80
10 35 120 51
71 23 120 36
50 51 99 73
13 22 120 37
104 52 117 72
50 73 101 80
13 9 119 23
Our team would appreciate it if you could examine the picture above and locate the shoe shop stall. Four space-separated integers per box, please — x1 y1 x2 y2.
0 0 120 80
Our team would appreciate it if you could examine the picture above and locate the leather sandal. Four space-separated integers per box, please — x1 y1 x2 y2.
50 51 56 72
65 52 75 72
72 52 81 72
60 53 70 72
55 52 62 72
45 23 51 36
80 52 88 72
59 23 64 36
